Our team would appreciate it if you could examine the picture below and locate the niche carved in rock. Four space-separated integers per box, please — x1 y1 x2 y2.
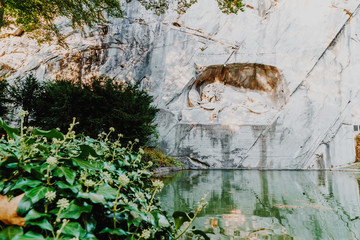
184 63 288 124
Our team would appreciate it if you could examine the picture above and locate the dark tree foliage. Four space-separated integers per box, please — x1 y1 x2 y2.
31 77 158 146
7 74 43 125
0 79 8 118
0 79 9 137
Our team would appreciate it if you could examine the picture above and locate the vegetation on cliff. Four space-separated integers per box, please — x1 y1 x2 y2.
0 0 244 42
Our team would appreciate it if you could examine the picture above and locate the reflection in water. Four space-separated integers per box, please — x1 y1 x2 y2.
158 170 360 239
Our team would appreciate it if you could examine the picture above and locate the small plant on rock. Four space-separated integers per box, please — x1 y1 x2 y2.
143 147 184 170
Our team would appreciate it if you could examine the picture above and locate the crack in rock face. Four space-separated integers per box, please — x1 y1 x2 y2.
185 63 289 124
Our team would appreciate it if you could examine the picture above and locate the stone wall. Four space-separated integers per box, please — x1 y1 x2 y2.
1 0 360 169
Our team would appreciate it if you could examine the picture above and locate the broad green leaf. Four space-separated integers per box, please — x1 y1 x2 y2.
26 218 53 232
40 163 53 174
99 227 128 236
0 156 18 168
24 209 50 221
25 186 47 204
129 210 150 225
16 231 45 240
124 236 137 240
59 201 92 219
56 182 81 193
127 210 148 227
138 212 153 224
20 163 34 173
0 118 19 140
82 233 99 240
0 226 23 240
17 195 32 217
151 211 170 228
1 182 15 195
54 167 76 185
30 166 44 180
4 162 17 169
172 211 193 231
78 144 100 159
192 230 210 240
81 215 97 233
10 179 43 191
158 214 170 227
33 128 64 140
130 154 138 161
96 184 117 199
62 222 86 238
72 158 102 170
77 192 106 204
35 144 49 154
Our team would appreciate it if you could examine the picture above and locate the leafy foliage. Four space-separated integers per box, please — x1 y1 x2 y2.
0 119 167 239
0 118 208 239
0 79 10 137
0 0 123 42
0 0 244 42
143 147 184 170
7 76 158 146
127 0 245 15
6 75 43 126
216 0 245 14
176 0 244 14
0 79 8 118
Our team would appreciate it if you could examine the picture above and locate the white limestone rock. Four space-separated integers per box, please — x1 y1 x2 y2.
1 0 360 169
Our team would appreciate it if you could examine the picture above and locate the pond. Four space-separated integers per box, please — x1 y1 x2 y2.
157 170 360 240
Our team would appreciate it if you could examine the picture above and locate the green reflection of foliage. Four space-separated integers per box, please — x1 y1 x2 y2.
156 171 185 186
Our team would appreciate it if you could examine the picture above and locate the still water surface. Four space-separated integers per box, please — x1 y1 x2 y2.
158 170 360 240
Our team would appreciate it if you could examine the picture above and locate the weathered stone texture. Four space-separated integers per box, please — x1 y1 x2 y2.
1 0 360 169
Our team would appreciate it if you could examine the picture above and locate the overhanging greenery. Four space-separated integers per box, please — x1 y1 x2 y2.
0 0 244 42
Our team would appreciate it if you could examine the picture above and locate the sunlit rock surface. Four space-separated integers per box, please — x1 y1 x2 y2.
1 0 360 168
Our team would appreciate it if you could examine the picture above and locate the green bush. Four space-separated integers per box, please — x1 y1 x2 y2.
0 79 9 118
0 118 208 240
143 148 184 170
7 75 43 125
0 79 9 137
8 76 158 146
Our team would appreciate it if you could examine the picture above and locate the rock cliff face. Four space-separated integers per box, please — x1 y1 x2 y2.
1 0 360 169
